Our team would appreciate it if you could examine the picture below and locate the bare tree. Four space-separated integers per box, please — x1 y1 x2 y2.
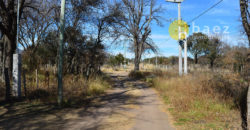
240 1 250 129
18 0 57 72
240 0 250 46
112 0 162 71
19 0 56 50
0 0 29 75
0 0 38 100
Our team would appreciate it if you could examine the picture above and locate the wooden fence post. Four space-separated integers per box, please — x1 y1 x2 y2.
23 69 26 97
36 69 38 89
45 71 50 89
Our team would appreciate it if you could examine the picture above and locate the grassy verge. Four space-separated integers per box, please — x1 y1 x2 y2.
0 72 112 107
150 70 247 129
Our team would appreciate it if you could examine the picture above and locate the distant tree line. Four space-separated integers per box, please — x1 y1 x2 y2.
144 32 249 73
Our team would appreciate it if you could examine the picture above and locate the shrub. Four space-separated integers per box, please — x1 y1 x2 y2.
28 89 50 100
21 72 112 106
128 71 145 79
202 74 248 108
152 70 244 129
87 77 111 96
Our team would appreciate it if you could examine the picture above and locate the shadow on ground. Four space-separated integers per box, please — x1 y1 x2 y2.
0 73 152 130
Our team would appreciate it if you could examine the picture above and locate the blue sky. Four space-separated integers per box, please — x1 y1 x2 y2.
107 0 246 59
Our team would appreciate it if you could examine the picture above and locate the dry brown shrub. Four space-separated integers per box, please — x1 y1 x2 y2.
152 69 244 129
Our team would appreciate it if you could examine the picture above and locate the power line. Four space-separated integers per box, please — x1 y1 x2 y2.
183 0 214 21
187 0 224 24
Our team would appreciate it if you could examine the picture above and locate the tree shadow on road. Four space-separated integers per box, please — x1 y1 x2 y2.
0 73 152 130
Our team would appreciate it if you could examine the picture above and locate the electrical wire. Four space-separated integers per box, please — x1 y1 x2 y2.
183 0 215 21
187 0 224 24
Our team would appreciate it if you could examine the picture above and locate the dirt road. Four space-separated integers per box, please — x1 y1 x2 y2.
0 71 175 130
92 71 175 130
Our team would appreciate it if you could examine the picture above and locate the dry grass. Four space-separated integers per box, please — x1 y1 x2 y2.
0 69 112 106
151 70 247 129
128 71 145 79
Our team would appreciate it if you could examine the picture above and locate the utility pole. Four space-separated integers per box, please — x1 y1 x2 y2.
165 0 186 76
13 0 22 97
58 0 66 107
184 31 188 74
178 3 182 76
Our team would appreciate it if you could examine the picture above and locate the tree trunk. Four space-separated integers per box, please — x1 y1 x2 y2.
5 35 15 78
4 68 10 101
134 40 140 71
134 58 140 71
246 52 250 129
210 59 214 68
0 36 7 79
4 35 16 99
240 0 250 46
0 37 4 80
194 54 198 64
134 49 140 71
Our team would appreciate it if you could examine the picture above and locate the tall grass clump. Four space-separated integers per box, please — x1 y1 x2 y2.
128 71 145 79
8 68 113 106
152 70 247 129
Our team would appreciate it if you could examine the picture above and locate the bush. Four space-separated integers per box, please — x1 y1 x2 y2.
152 70 244 129
128 71 145 79
87 77 111 96
28 89 50 100
22 72 112 106
202 74 248 108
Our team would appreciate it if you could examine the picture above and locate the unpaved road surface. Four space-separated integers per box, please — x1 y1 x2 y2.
0 71 175 130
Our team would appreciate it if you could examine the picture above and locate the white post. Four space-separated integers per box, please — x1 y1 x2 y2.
184 32 188 74
178 3 182 76
13 0 22 97
12 54 21 97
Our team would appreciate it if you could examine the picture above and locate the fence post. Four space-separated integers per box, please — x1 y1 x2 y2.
23 69 26 97
45 71 50 89
36 69 38 89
